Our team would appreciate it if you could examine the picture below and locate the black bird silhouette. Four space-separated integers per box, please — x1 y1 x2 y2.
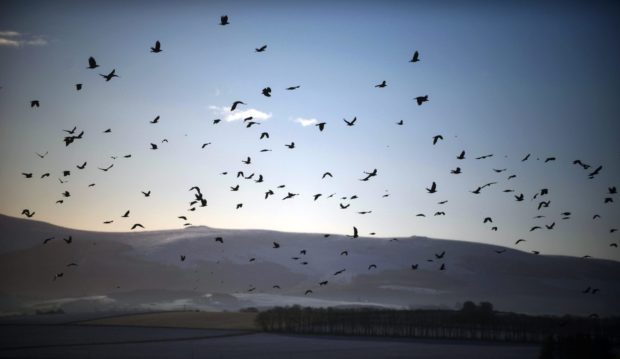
255 45 267 52
411 264 419 270
286 85 300 90
374 80 386 88
282 192 298 200
604 197 613 203
588 165 602 178
573 159 590 169
103 128 111 133
305 290 313 295
150 143 158 150
201 142 212 148
507 174 517 180
312 194 322 201
77 162 87 170
409 51 420 63
396 120 404 125
435 251 446 259
141 190 151 197
66 263 78 267
76 83 82 91
316 122 326 131
476 154 494 160
415 95 428 105
351 226 359 238
322 172 333 179
150 116 160 124
319 280 328 286
339 203 350 209
215 237 224 243
493 168 506 173
40 173 50 178
426 181 437 194
439 263 446 271
495 249 506 254
87 56 99 69
368 264 377 270
63 236 72 244
285 142 295 149
100 69 119 81
230 185 239 191
483 217 493 223
22 172 33 178
593 214 601 220
334 269 346 276
343 117 357 126
273 285 281 289
213 119 221 124
230 101 245 111
180 255 186 261
103 220 113 224
608 186 617 194
544 157 556 163
530 226 541 231
450 167 461 174
611 243 618 248
456 150 465 160
537 201 550 210
515 239 526 245
98 164 114 172
261 87 271 97
121 210 130 218
546 222 555 230
515 193 524 201
236 203 243 209
36 151 48 158
43 237 54 244
150 40 162 53
264 189 274 199
273 242 280 248
220 15 229 25
434 211 445 216
131 223 144 230
30 100 40 108
432 135 443 145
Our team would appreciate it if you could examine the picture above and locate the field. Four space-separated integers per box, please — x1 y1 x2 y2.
0 311 542 358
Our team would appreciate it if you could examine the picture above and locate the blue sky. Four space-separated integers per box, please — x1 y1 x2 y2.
0 0 619 259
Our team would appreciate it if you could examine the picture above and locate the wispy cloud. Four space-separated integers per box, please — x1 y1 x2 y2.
0 31 48 47
209 105 272 122
294 117 319 127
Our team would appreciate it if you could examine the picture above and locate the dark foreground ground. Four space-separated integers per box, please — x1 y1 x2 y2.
0 324 539 359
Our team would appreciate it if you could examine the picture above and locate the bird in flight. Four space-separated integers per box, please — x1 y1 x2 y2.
30 100 40 108
343 117 357 126
316 122 326 131
75 83 82 91
150 40 162 53
220 15 229 25
286 86 300 90
255 45 267 52
322 172 333 179
131 223 144 230
150 116 160 124
375 80 387 88
141 190 151 197
415 95 429 105
450 167 462 174
261 87 271 97
98 164 114 172
426 181 437 193
87 56 99 69
285 142 295 149
230 101 245 111
100 69 119 82
368 264 377 270
77 162 87 170
432 135 443 145
409 50 420 63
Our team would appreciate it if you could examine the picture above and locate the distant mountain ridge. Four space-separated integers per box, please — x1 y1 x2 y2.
0 214 619 316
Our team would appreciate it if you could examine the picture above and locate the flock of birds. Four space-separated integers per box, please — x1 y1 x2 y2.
13 14 618 299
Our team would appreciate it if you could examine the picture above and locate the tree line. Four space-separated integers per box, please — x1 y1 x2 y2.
254 301 620 344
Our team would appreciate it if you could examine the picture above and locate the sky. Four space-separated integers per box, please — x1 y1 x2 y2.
0 0 619 260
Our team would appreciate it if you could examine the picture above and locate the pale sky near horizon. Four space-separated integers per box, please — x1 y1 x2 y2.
0 0 619 259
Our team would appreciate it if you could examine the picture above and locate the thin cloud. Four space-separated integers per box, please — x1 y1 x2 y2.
0 31 48 47
0 31 20 37
210 105 272 122
295 117 319 127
